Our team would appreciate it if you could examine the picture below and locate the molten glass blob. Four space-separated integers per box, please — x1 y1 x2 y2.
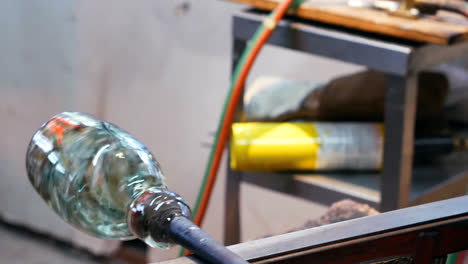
26 112 190 248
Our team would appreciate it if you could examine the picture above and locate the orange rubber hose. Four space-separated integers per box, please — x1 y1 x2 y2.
193 0 294 230
182 0 295 256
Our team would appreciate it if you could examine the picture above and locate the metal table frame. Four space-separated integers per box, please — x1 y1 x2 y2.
225 9 468 245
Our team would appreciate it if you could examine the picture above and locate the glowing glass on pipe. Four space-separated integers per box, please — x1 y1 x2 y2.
26 112 191 248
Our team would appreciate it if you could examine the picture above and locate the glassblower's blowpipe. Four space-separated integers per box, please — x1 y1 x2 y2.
26 112 247 264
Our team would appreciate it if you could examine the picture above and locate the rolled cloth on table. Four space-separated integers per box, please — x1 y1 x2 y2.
244 70 448 132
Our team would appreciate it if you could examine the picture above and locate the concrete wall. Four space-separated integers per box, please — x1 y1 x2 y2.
0 0 361 261
0 0 121 255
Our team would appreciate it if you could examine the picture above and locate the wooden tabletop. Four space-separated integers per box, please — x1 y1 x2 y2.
227 0 468 44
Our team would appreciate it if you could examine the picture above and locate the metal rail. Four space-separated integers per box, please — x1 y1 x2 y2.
157 196 468 263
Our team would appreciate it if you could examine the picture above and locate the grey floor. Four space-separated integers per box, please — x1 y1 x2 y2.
0 222 103 264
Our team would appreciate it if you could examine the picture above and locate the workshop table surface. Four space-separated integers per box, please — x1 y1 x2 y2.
227 0 468 44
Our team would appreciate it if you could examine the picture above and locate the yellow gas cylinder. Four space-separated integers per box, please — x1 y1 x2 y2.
230 122 384 171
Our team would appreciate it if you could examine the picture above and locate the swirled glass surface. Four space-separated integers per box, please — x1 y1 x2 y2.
26 112 167 240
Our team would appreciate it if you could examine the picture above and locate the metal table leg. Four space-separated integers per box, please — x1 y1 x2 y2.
380 73 418 211
224 38 247 245
225 169 242 245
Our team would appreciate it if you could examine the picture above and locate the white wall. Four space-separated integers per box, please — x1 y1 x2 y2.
0 0 361 261
0 0 119 254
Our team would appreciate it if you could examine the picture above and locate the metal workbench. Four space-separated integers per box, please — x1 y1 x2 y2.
224 9 468 245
